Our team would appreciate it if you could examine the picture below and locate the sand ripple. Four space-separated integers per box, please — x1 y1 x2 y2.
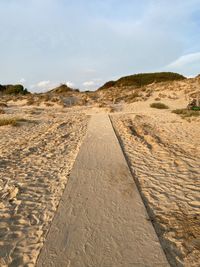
112 113 200 267
0 108 88 266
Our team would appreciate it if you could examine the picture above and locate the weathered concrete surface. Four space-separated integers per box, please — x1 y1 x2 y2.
37 114 169 267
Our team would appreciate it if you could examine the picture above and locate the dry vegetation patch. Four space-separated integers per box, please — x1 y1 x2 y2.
0 117 20 126
0 109 5 114
0 102 8 108
172 109 200 118
0 117 35 127
150 102 169 109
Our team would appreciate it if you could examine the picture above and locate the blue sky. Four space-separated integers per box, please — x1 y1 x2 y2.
0 0 200 91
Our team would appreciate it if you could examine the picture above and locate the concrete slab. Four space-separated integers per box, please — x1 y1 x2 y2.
36 114 169 267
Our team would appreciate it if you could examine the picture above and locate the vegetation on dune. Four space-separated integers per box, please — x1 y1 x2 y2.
150 102 169 109
191 106 200 111
0 84 29 95
172 109 200 118
98 81 115 90
0 117 20 126
49 84 79 94
98 72 186 90
0 117 35 127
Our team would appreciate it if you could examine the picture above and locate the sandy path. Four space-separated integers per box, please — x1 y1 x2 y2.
37 114 169 267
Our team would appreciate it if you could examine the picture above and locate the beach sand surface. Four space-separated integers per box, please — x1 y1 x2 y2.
0 106 89 266
111 101 200 267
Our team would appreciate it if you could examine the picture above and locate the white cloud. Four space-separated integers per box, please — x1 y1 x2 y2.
82 79 103 90
37 80 50 88
83 81 95 87
164 52 200 76
30 80 59 92
166 52 200 68
19 78 26 83
65 81 75 88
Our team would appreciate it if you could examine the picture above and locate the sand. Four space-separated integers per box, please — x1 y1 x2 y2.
0 106 89 266
0 87 200 267
111 102 200 267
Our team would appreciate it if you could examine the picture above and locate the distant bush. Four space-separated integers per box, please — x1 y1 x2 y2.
0 84 29 95
98 72 186 90
150 102 169 109
49 84 74 94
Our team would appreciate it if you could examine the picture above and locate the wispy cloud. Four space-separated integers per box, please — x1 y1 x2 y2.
164 52 200 76
83 81 95 87
37 81 50 88
166 52 200 68
82 79 102 90
30 81 57 92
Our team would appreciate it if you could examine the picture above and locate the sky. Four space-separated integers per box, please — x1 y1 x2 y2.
0 0 200 92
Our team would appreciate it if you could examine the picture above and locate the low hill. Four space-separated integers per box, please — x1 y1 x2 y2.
0 84 29 95
98 72 186 90
48 84 79 95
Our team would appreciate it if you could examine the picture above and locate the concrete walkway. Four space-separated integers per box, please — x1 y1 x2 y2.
37 114 169 267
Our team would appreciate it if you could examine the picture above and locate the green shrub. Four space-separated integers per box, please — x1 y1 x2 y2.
191 106 200 111
150 102 169 109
